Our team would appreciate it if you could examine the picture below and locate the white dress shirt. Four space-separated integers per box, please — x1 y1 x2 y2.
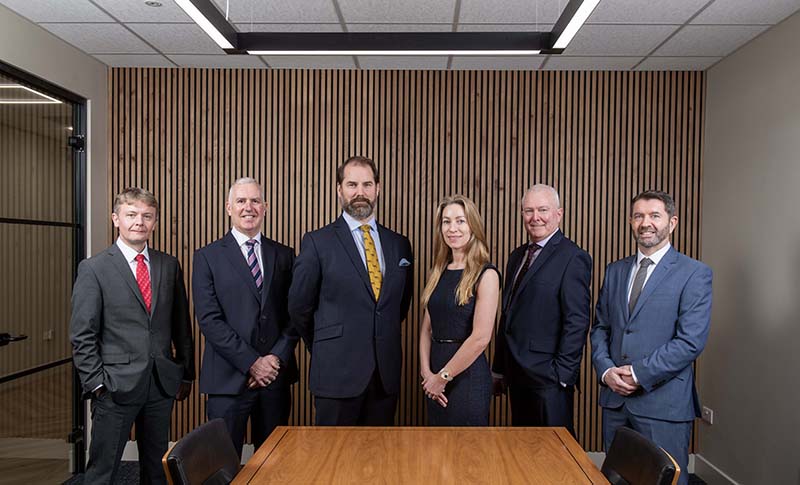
231 227 264 275
342 211 386 275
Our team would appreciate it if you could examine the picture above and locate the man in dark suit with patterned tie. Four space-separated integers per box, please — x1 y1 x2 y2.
193 178 298 456
289 156 414 426
492 184 592 435
70 187 194 484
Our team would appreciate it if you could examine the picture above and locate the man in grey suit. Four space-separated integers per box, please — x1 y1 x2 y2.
591 191 712 485
70 187 194 484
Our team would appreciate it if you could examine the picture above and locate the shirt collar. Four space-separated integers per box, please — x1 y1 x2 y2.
342 211 377 233
637 242 671 266
231 227 262 247
116 237 149 263
531 229 559 249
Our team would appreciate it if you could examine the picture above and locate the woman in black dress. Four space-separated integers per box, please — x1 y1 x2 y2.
419 195 500 426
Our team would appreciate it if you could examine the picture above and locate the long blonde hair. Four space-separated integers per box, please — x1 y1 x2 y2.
421 195 490 309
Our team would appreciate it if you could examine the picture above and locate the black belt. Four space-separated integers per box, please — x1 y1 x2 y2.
432 338 465 344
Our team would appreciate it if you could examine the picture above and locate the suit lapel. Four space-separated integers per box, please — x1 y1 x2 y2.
149 250 162 315
376 225 396 304
334 217 375 299
221 232 261 304
259 236 277 308
629 247 678 320
512 230 564 300
619 255 637 321
108 245 148 314
502 245 525 311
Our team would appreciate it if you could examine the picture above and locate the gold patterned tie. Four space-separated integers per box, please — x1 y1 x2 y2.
360 224 382 301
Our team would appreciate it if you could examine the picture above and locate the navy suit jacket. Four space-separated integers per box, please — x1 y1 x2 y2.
591 246 712 422
492 230 593 389
192 232 298 395
288 216 413 399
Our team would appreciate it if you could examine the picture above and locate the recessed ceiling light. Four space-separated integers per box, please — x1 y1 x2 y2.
145 1 163 7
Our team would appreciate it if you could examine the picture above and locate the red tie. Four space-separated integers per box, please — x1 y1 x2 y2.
135 254 152 313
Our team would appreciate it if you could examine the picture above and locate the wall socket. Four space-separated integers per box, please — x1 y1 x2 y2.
701 406 714 425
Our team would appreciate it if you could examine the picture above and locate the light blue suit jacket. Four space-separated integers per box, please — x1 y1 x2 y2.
591 246 712 422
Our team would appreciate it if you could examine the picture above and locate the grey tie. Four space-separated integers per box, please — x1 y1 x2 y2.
628 258 654 314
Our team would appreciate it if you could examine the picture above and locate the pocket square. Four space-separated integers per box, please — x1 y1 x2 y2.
399 258 412 267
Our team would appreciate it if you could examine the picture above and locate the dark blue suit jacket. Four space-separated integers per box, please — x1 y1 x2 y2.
288 216 413 399
492 230 593 389
192 232 298 395
591 246 712 421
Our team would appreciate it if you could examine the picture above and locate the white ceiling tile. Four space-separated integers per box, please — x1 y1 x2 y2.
563 24 678 56
92 0 193 22
459 0 563 24
338 0 455 23
262 56 357 69
450 56 544 70
358 56 448 69
457 23 553 32
691 0 800 25
654 25 769 56
94 54 176 67
587 0 709 24
636 56 722 70
234 23 343 32
128 23 225 54
544 56 642 70
210 0 340 23
167 55 267 68
347 23 452 32
0 0 113 22
39 23 155 54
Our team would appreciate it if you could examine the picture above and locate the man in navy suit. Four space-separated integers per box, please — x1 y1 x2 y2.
492 184 592 434
289 156 413 426
193 178 298 455
591 190 712 485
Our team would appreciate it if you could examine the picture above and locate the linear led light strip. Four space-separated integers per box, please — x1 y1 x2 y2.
553 0 601 49
174 0 234 49
247 50 541 56
0 84 62 104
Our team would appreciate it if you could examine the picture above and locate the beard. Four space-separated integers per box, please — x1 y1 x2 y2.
342 195 376 220
635 224 670 248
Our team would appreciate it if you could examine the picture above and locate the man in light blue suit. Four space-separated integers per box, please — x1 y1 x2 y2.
591 190 712 485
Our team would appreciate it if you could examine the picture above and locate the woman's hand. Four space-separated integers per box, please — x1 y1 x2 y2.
421 373 449 407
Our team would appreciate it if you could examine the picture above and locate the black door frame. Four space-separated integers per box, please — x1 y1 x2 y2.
0 59 88 474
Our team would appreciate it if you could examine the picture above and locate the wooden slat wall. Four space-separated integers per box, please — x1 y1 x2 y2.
108 69 705 452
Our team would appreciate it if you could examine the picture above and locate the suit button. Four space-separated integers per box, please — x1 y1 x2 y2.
150 352 156 358
625 329 632 334
261 316 267 322
259 338 266 344
622 354 628 360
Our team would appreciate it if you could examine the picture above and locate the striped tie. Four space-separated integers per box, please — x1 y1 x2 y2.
360 225 382 301
245 239 263 292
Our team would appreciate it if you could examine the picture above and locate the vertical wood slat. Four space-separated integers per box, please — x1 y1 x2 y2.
108 69 705 452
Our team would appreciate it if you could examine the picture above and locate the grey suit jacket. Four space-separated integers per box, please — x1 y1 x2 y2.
70 244 194 404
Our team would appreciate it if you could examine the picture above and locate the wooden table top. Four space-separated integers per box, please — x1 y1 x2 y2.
233 426 608 484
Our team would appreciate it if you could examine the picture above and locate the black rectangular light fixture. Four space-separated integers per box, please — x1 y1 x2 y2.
176 0 600 56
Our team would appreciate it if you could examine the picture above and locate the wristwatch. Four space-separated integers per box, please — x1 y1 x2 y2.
439 369 453 382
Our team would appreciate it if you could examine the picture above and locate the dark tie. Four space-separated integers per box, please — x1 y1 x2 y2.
628 258 654 314
245 239 263 292
134 254 152 313
509 243 542 300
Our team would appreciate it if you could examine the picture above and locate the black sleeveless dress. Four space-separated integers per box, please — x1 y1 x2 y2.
427 264 499 426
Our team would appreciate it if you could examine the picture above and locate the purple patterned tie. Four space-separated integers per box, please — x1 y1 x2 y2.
245 239 263 292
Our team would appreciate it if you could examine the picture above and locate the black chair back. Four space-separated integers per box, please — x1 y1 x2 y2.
162 418 240 485
601 426 680 485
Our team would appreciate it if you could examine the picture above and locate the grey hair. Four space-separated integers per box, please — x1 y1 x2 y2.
228 177 264 203
521 184 561 208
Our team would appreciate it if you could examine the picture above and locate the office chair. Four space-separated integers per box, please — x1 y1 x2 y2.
162 418 240 485
601 426 681 485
